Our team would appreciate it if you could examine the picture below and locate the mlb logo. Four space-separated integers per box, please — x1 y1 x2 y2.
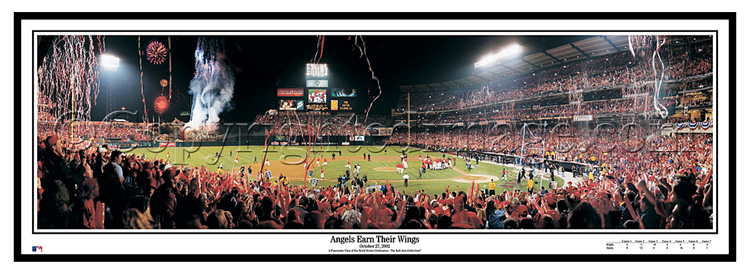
32 246 43 252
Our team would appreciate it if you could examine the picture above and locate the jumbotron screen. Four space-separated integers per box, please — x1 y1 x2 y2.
308 88 327 103
331 88 356 97
279 99 304 111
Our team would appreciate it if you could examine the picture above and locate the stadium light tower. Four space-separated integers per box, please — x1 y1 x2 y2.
474 44 522 68
101 54 120 71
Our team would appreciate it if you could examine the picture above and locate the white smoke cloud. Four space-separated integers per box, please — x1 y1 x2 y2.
185 38 235 132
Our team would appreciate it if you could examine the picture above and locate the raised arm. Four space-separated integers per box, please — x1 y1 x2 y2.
637 180 668 218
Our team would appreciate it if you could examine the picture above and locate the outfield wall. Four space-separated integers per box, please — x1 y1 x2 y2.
104 135 389 149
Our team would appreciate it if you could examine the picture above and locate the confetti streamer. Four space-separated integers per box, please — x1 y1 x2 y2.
138 36 148 123
37 35 103 124
352 35 382 124
167 36 173 103
628 35 669 119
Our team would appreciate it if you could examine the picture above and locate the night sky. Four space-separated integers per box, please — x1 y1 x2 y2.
39 35 592 122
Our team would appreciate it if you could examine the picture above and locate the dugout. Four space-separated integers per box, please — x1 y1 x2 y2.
470 151 594 173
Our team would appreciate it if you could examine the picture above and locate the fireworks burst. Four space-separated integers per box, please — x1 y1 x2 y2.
146 40 167 65
154 95 168 115
160 79 169 88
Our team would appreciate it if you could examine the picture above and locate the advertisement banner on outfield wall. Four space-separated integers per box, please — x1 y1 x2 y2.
376 127 393 136
574 115 593 122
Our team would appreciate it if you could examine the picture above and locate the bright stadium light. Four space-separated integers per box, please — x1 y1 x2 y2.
474 44 522 68
101 54 120 70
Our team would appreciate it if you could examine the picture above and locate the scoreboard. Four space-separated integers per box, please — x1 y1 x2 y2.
305 63 330 112
276 63 356 112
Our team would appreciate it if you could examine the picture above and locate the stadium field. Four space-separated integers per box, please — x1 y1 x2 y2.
129 145 564 196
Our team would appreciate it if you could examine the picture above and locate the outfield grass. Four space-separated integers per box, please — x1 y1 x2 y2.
128 145 564 196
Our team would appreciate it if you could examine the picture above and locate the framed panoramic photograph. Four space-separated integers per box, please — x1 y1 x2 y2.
15 12 735 262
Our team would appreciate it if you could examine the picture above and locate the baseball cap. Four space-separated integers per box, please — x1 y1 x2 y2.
162 169 180 182
516 205 529 215
45 135 58 147
80 178 99 199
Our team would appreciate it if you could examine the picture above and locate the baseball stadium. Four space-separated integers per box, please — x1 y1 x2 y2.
35 34 714 230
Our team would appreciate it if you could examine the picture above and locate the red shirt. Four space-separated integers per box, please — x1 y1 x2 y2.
452 210 482 229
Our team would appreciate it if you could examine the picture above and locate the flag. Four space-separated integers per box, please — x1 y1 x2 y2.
265 170 272 179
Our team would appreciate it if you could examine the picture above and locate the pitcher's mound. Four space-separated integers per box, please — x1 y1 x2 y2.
452 174 500 183
374 167 398 172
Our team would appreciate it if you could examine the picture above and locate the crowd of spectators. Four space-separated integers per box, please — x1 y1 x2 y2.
253 113 393 137
383 126 712 229
36 127 712 229
677 78 712 91
38 121 153 148
413 95 681 125
387 127 711 167
680 94 713 107
395 42 712 114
